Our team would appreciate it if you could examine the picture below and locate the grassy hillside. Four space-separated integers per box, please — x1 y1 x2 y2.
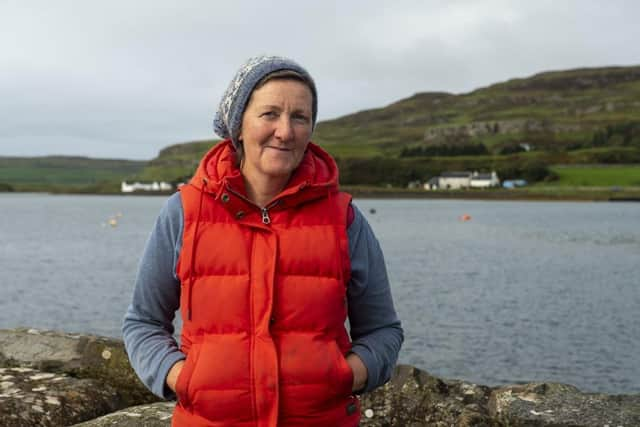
547 165 640 186
136 66 640 186
314 66 640 157
134 139 218 182
0 156 145 191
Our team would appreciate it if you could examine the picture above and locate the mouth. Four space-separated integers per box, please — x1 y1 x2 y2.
265 146 292 152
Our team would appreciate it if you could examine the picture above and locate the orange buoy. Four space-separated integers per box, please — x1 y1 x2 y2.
460 214 472 222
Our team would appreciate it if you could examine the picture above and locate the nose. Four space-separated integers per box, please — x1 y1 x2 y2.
274 116 294 141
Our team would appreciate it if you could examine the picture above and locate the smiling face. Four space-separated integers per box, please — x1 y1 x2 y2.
238 78 314 185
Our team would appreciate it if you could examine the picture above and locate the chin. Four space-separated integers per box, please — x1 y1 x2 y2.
262 160 300 177
264 166 296 178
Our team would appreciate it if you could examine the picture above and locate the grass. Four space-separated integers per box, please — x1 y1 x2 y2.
0 156 145 186
318 142 385 158
546 165 640 186
0 166 139 186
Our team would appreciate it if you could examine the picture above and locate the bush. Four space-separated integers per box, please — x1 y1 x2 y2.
400 143 488 157
590 121 640 148
498 144 526 155
522 160 554 182
495 160 555 183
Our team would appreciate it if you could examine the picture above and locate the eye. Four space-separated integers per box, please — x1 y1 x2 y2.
292 113 310 124
260 111 278 119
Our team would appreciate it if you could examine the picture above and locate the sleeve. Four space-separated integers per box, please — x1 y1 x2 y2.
347 203 404 393
122 192 186 400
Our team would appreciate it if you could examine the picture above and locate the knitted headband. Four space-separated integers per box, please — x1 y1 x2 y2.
213 55 318 148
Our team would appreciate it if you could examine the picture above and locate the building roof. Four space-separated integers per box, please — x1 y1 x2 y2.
441 171 472 178
471 173 494 180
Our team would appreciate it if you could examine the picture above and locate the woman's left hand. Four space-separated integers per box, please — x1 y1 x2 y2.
345 353 368 392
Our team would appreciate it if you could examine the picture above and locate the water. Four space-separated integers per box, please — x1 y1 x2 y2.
1 194 638 394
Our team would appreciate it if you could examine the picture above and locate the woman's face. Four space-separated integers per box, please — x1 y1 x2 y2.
239 79 313 182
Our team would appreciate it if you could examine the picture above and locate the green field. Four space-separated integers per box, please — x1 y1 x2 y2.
547 165 640 186
0 157 145 190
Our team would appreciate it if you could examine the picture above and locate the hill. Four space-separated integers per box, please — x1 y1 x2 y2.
313 66 640 157
0 156 145 192
135 65 640 188
133 139 218 183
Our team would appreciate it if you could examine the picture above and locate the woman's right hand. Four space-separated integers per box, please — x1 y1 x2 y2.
166 360 185 392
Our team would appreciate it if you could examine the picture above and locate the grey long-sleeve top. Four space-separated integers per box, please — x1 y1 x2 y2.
122 192 403 400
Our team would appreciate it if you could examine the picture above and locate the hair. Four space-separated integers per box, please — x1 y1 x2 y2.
235 70 315 167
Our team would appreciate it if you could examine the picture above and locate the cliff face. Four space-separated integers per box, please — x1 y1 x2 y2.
1 328 639 427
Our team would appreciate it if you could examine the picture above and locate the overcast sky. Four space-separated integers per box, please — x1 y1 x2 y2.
1 0 639 160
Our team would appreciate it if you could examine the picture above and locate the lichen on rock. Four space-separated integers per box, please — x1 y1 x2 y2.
71 402 175 427
0 367 122 427
489 382 640 426
0 328 158 408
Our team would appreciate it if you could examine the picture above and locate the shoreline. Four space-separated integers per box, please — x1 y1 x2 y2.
343 186 640 202
3 186 640 202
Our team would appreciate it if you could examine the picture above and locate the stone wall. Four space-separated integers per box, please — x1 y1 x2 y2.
1 328 638 426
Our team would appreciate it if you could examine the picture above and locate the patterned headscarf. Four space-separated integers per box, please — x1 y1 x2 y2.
213 55 318 147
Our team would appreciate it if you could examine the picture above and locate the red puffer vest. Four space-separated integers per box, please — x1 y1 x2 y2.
172 140 360 427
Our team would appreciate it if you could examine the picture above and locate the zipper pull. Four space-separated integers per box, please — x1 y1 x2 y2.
261 207 271 225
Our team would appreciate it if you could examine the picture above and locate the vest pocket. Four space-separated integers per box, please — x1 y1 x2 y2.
329 341 354 397
175 342 202 408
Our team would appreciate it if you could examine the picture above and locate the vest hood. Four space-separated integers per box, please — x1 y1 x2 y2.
188 139 340 206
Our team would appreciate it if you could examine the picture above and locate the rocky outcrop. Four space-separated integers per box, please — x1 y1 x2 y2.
71 402 175 427
2 328 639 427
0 367 122 426
0 328 158 426
422 119 582 143
489 382 640 427
359 365 494 426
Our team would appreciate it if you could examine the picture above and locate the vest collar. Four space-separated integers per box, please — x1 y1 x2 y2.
188 139 340 210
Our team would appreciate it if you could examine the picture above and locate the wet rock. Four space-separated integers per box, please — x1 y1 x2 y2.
0 367 122 427
0 328 157 408
71 402 175 427
359 365 495 426
489 382 640 427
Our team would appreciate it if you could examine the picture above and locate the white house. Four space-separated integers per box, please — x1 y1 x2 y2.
470 171 500 188
438 172 473 190
121 181 173 193
425 171 500 190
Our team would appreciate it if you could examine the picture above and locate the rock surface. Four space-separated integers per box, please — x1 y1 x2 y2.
0 367 122 427
359 365 494 426
71 402 175 427
0 328 158 426
2 328 639 427
489 382 640 427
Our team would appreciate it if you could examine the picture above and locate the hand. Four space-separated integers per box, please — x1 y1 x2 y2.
345 353 368 392
166 360 185 393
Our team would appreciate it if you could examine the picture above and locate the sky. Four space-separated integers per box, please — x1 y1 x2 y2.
1 0 639 160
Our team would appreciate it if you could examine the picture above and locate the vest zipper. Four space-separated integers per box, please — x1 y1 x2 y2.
261 207 271 225
226 184 279 225
260 200 280 225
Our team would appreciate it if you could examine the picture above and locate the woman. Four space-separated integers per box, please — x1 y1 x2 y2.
123 55 403 427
